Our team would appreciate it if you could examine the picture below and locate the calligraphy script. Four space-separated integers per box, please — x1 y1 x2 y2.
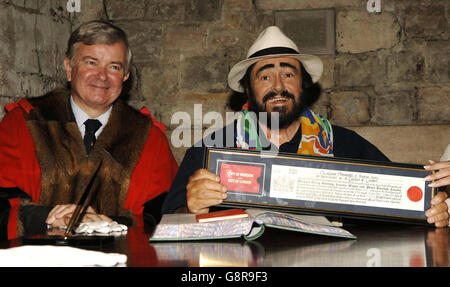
270 165 425 211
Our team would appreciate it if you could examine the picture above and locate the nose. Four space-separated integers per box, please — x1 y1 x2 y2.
96 67 107 81
272 73 285 93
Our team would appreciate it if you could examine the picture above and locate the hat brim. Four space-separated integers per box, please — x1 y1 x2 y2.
227 53 323 93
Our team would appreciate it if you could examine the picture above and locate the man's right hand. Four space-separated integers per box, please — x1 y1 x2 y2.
186 169 227 214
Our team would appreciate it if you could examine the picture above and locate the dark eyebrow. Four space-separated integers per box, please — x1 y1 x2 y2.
255 62 299 76
255 63 275 76
280 62 299 72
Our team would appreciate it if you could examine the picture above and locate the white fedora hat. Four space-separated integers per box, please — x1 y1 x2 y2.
227 26 323 93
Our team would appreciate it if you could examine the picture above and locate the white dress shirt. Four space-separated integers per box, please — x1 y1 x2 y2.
70 95 112 138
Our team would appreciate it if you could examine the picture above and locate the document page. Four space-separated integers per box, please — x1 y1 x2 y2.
270 165 426 211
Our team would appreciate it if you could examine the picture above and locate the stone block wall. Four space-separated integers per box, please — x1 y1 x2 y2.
0 0 448 165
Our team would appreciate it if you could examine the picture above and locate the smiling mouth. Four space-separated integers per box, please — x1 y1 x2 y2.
90 85 110 90
266 97 291 105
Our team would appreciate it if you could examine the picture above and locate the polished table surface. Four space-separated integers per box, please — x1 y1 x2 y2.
1 221 448 267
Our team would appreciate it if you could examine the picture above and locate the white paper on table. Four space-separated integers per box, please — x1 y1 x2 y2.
0 245 127 267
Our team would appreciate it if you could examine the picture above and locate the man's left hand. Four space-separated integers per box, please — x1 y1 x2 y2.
46 204 112 228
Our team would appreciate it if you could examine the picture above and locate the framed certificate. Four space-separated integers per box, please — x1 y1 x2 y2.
204 147 437 225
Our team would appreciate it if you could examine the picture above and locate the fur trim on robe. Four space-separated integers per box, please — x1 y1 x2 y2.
24 89 152 222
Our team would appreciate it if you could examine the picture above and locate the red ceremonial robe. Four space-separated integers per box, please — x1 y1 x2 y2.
0 92 178 240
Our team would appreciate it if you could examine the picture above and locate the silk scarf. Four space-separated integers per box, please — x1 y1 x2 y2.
235 106 334 156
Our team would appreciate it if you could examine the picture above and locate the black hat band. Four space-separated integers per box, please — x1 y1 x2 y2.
248 47 299 59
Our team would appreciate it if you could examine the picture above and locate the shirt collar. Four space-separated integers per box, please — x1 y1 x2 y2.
70 95 112 137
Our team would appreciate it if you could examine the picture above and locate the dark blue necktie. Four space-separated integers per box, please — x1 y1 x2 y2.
83 119 102 154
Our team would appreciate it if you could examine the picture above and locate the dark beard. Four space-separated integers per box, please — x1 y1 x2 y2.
247 90 306 129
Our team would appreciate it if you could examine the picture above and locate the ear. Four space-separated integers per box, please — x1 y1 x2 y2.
123 72 130 82
63 57 72 82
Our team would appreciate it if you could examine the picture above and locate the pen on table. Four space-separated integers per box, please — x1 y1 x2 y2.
64 161 103 239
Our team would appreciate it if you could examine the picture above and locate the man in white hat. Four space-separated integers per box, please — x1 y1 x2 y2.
162 26 450 227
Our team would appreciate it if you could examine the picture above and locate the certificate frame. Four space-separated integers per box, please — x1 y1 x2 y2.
204 147 437 225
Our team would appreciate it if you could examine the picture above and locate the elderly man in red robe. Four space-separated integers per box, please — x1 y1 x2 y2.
0 21 178 240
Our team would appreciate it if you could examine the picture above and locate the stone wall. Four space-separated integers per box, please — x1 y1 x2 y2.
0 0 448 165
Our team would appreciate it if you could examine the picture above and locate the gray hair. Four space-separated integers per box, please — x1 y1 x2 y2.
66 20 132 74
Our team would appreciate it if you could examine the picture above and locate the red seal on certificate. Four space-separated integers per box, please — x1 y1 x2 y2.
407 186 423 202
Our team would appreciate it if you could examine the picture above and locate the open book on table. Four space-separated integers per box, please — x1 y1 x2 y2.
149 208 356 241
